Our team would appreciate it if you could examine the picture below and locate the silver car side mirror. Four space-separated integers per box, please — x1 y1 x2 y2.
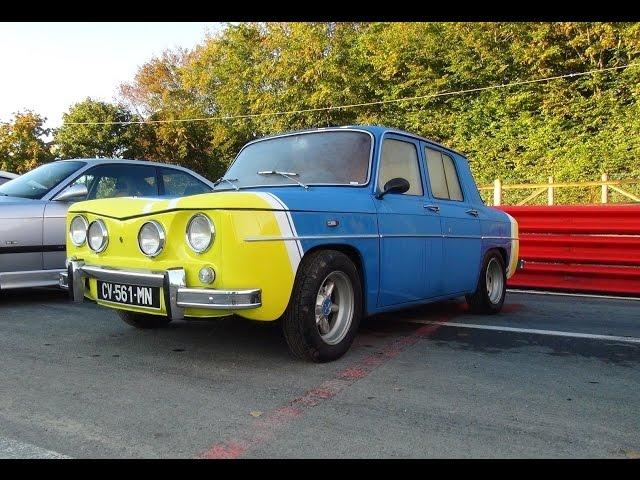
55 184 88 202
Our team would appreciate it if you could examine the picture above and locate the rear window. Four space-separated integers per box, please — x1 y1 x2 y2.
425 148 464 201
161 168 211 196
79 164 158 200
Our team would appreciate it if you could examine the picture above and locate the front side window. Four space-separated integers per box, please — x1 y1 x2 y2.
83 164 158 200
0 161 85 199
425 147 464 201
160 168 211 196
377 139 423 196
219 130 371 189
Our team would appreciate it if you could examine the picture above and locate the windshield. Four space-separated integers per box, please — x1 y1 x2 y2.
0 161 85 199
218 130 372 190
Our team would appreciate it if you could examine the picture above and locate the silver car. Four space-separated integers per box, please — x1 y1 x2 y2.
0 159 214 290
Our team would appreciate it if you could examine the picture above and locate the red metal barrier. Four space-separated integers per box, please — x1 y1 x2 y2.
518 235 640 266
502 205 640 235
498 205 640 296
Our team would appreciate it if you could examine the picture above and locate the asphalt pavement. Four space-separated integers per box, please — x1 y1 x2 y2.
0 287 638 458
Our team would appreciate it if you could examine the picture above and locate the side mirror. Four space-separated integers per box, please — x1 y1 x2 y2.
55 184 88 202
376 177 410 199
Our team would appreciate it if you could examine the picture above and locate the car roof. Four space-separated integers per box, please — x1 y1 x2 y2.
55 158 214 183
242 125 467 159
359 125 467 158
58 158 182 168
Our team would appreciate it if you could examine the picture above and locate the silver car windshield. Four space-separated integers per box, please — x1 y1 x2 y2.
0 161 86 199
216 131 372 190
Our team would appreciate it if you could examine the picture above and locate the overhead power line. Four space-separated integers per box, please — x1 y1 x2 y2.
65 63 639 126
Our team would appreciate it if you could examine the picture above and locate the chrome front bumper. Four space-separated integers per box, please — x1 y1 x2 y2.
59 260 261 320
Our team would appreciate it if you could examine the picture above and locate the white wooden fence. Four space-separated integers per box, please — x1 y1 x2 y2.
478 174 640 206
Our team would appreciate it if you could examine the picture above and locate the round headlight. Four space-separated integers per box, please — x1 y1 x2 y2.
138 221 165 258
87 219 108 253
69 215 88 246
186 214 214 253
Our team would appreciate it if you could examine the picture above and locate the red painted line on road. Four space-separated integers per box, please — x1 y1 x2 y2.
198 311 460 459
202 442 246 460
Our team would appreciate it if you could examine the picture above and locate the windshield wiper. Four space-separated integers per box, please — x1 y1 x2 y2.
257 171 309 190
213 177 239 191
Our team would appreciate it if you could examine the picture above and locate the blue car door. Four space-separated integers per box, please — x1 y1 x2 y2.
374 134 443 307
422 144 481 295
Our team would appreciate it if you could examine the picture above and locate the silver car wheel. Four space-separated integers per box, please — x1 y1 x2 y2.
486 257 504 304
314 271 355 346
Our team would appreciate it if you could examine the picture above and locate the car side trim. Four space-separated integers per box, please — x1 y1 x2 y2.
0 245 65 255
244 234 518 242
244 234 380 242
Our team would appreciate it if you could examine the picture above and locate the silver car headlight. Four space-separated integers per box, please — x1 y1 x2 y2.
87 219 109 253
138 221 166 258
186 213 215 253
69 215 88 246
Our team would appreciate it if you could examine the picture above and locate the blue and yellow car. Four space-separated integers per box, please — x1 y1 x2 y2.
60 126 520 362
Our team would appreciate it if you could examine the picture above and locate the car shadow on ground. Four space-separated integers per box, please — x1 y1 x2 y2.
0 287 69 304
3 288 639 367
428 326 640 367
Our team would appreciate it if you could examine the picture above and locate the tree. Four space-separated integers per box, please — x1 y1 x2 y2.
0 111 53 173
54 98 144 159
115 22 640 203
120 50 223 178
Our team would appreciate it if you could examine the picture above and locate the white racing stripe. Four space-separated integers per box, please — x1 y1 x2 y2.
252 192 302 272
407 320 640 345
0 436 71 459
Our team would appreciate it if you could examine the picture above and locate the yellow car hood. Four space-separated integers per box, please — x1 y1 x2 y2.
69 191 287 219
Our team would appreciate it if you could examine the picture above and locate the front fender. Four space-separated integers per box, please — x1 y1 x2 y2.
220 207 302 320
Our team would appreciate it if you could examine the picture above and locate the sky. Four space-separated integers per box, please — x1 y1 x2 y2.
0 22 225 130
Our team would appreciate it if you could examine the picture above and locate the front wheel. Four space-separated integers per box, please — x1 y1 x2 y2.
117 310 172 329
282 250 362 362
466 251 506 314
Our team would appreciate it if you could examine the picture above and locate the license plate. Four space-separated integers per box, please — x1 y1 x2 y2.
96 280 161 309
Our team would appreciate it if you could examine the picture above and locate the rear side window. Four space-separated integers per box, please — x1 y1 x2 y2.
160 168 211 196
425 148 464 201
377 139 423 196
84 164 158 200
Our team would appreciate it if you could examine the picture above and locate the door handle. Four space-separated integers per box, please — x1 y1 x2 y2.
466 209 479 217
424 204 440 213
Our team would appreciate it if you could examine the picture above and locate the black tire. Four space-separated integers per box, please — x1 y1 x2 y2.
466 250 507 314
282 250 363 363
117 310 172 329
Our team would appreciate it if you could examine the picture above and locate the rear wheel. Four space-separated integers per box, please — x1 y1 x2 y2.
466 251 506 314
117 310 172 329
282 250 362 362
